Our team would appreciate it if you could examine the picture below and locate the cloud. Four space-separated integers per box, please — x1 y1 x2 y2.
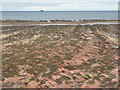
2 2 118 11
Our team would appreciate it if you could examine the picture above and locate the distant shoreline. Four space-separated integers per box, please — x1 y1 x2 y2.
1 19 119 26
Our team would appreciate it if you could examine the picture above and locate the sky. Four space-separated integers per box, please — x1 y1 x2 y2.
1 0 119 11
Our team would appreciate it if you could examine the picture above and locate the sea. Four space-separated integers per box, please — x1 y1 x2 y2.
1 11 118 21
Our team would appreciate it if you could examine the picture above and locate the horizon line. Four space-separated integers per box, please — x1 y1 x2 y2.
1 10 118 11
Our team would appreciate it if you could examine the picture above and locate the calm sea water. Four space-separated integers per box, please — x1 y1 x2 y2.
2 11 118 21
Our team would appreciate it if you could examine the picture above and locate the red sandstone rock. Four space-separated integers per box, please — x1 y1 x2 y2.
52 75 61 80
6 76 24 83
27 81 39 88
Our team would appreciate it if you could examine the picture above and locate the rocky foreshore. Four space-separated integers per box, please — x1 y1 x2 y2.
1 20 119 88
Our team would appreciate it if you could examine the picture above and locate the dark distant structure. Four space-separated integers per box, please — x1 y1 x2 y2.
40 10 44 12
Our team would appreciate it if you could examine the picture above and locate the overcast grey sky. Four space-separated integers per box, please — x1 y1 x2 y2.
1 0 119 11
